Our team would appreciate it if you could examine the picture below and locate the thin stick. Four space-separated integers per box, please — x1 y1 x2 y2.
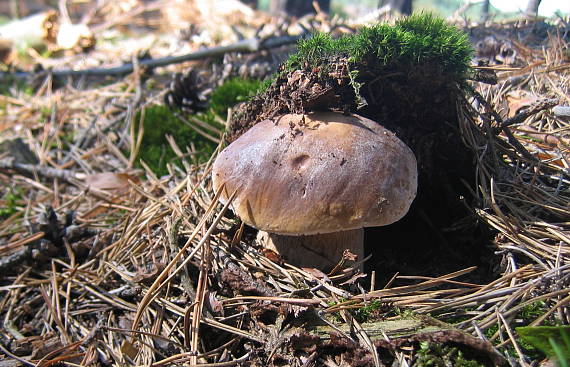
0 35 303 80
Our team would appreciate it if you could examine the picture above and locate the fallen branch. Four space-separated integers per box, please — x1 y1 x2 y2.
0 34 304 80
0 160 83 182
516 125 570 147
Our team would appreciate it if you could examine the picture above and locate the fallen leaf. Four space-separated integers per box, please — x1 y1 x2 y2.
132 263 166 285
260 248 283 264
120 340 138 360
84 172 138 193
506 92 539 117
301 267 330 280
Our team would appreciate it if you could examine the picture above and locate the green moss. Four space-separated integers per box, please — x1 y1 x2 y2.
326 299 386 323
285 32 352 73
481 302 557 363
483 324 499 341
395 13 472 73
209 78 262 118
352 299 385 322
230 13 475 141
292 13 471 76
135 105 218 176
520 301 552 323
135 78 264 175
256 76 276 96
0 74 34 96
284 12 473 90
416 342 486 367
0 188 23 218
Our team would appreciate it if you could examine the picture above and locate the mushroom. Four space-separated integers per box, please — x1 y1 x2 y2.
212 112 417 270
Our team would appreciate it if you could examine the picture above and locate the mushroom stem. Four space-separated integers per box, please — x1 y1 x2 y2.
257 229 364 270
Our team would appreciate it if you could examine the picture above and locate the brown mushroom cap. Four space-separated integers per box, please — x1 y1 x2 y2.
212 112 417 235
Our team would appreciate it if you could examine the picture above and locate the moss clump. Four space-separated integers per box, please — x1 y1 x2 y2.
209 78 262 118
137 77 263 176
229 14 496 286
284 32 352 74
230 13 474 140
0 188 23 219
352 300 385 323
519 301 552 324
135 105 219 176
286 12 473 88
415 342 486 367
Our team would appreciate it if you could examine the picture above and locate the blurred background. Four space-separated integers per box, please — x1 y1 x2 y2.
0 0 568 24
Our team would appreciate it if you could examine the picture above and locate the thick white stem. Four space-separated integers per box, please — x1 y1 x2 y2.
257 229 364 271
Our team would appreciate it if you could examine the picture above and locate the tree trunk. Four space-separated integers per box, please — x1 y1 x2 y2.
481 0 490 21
378 0 412 15
525 0 542 16
241 0 257 8
269 0 330 17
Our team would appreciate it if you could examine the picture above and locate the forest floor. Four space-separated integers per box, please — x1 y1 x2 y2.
0 1 569 366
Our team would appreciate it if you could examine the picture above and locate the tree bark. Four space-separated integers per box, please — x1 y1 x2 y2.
378 0 412 15
241 0 257 8
525 0 542 16
269 0 330 17
481 0 490 21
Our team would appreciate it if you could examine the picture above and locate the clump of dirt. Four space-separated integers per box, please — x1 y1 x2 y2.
227 56 357 142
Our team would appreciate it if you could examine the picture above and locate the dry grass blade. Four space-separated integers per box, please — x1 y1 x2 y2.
188 227 211 364
131 185 237 334
354 266 478 299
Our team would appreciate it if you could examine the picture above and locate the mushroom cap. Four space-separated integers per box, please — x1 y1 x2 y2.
212 112 417 235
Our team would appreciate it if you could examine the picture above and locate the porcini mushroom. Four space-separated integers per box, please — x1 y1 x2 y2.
212 112 417 270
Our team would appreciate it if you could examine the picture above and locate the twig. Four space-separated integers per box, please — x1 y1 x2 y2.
0 160 83 182
0 247 30 273
468 87 505 130
501 126 538 163
0 340 36 367
469 88 548 162
89 0 164 32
